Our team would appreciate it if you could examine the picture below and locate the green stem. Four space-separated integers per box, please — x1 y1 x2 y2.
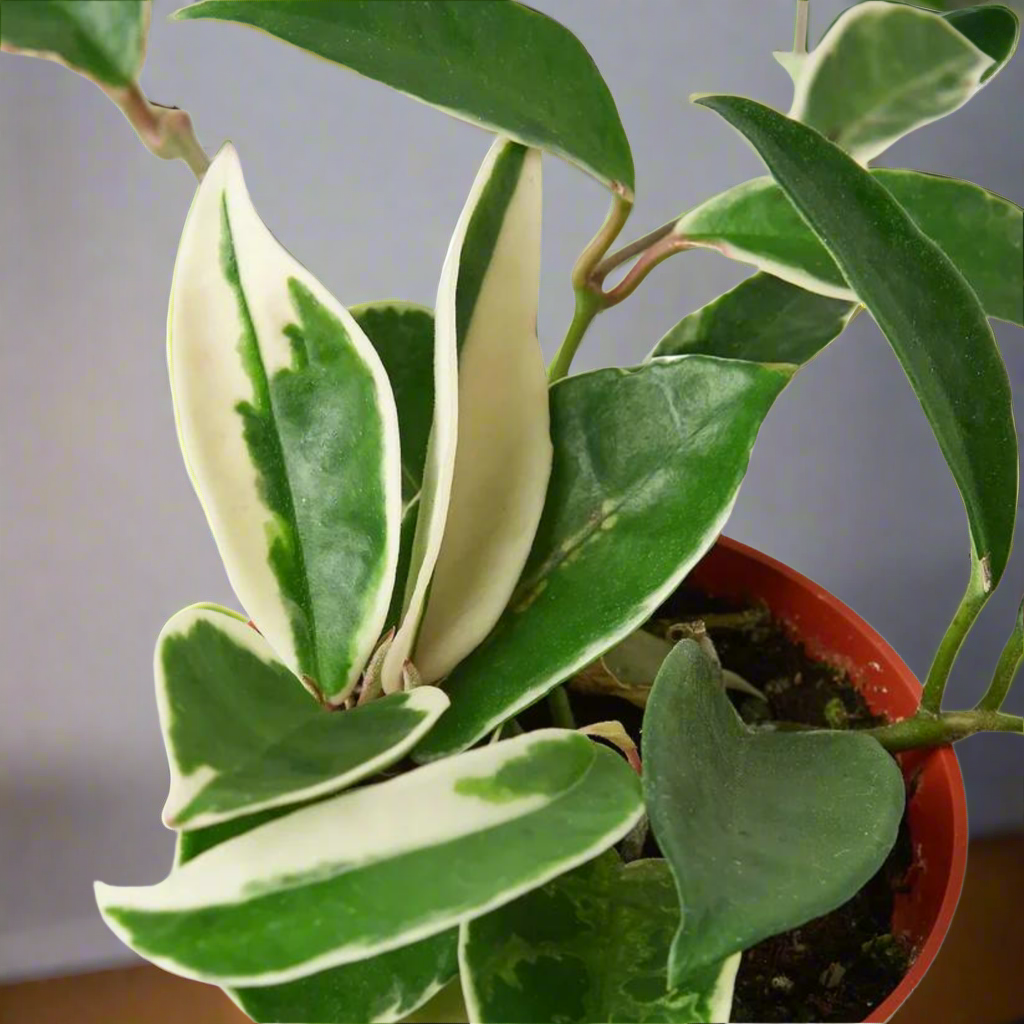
548 288 603 383
921 564 989 713
975 599 1024 711
793 0 810 54
866 709 1023 752
547 685 577 730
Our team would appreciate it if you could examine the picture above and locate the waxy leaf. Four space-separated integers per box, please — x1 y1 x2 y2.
384 139 552 689
695 94 1017 598
96 730 643 986
156 604 448 830
0 0 148 87
175 796 458 1024
651 272 857 366
789 1 1018 163
169 145 402 704
675 170 1023 325
174 0 634 191
415 356 792 761
644 640 904 983
461 850 741 1024
353 302 435 631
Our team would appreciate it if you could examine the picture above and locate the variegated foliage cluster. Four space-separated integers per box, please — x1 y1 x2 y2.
2 1 1021 1022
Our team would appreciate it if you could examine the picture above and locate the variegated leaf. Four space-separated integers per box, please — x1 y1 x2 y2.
461 850 741 1024
169 145 402 704
95 730 643 986
384 139 552 690
788 1 1018 164
156 604 448 830
674 171 1023 326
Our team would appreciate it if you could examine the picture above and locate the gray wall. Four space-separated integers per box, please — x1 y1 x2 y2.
1 0 1021 979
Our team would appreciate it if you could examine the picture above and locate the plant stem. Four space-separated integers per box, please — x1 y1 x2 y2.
106 82 210 181
547 685 577 730
975 599 1023 711
595 218 677 278
548 288 603 383
921 565 989 713
866 709 1023 752
603 234 690 308
793 0 810 54
570 188 633 292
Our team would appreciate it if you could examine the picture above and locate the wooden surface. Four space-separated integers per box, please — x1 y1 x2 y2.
2 834 1021 1024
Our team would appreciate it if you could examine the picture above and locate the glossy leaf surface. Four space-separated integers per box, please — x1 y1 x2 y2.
461 850 741 1024
644 640 904 983
789 1 1018 163
675 170 1023 326
415 356 792 761
96 730 643 985
0 0 148 86
696 94 1017 596
174 0 634 190
169 145 402 704
156 604 448 830
384 139 551 689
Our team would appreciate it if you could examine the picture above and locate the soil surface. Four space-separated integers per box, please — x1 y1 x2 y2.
556 587 914 1024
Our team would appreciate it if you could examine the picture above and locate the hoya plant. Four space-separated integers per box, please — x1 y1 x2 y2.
3 0 1022 1021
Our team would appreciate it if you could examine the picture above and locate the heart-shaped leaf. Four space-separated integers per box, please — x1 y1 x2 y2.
96 729 643 985
414 356 792 762
384 138 552 690
1 0 149 86
675 171 1023 325
651 272 857 365
695 94 1018 606
156 604 448 830
168 144 402 704
173 0 634 192
644 639 905 983
788 1 1019 163
461 849 741 1024
175 797 458 1024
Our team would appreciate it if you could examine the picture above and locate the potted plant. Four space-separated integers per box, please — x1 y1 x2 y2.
3 0 1020 1021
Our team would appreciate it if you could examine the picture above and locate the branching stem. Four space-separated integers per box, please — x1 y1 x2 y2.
793 0 810 54
866 709 1022 752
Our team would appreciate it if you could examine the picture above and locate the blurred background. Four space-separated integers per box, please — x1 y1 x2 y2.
1 0 1021 1011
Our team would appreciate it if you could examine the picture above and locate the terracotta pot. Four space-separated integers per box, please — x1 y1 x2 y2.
687 536 968 1024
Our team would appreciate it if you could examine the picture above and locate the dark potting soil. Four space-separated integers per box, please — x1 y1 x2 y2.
553 587 914 1024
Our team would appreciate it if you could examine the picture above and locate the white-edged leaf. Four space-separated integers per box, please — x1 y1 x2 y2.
384 139 552 689
95 729 643 986
168 144 402 704
789 1 1012 163
155 603 449 830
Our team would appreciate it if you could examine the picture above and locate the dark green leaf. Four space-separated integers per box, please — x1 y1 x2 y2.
651 272 857 365
414 356 792 762
174 0 634 191
0 0 148 86
695 93 1017 594
461 850 741 1024
644 639 905 982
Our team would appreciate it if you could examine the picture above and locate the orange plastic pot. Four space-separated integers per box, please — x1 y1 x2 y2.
688 536 968 1023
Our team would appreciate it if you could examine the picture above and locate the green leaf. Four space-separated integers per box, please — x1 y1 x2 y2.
352 302 435 631
674 171 1023 325
460 850 741 1024
173 0 634 192
383 139 551 690
169 144 402 704
643 639 905 983
788 1 1019 163
0 0 148 87
414 356 792 762
651 272 858 365
155 604 448 830
95 730 643 985
694 94 1017 599
175 794 457 1024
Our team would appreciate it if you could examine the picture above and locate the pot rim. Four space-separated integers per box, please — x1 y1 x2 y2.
691 535 969 1023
